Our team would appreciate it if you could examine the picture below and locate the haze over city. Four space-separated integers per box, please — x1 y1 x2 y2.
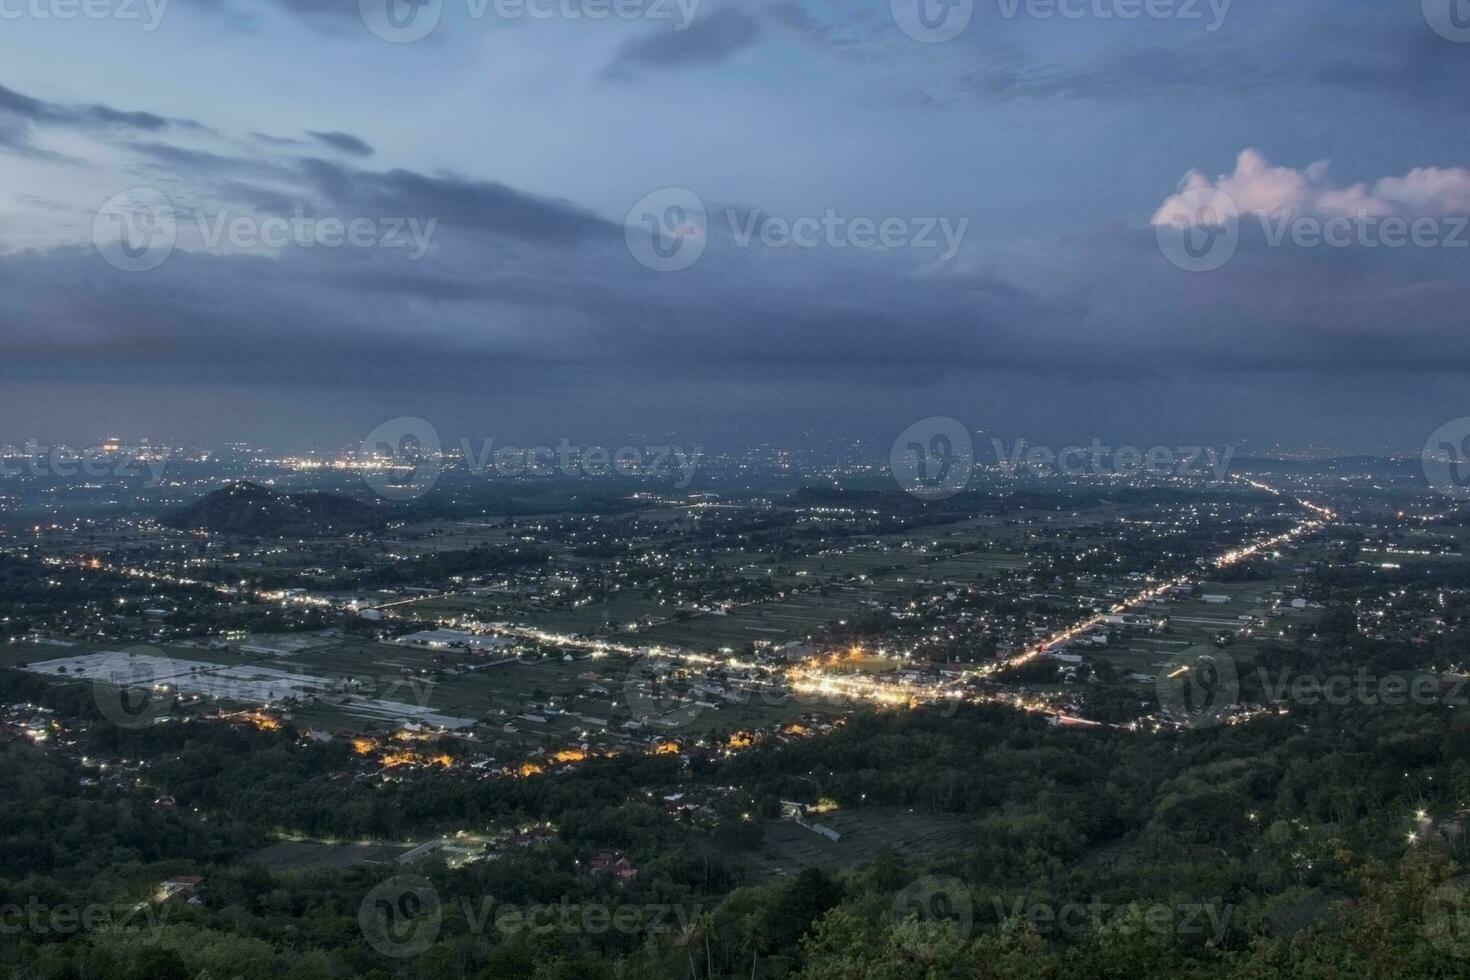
4 0 1470 449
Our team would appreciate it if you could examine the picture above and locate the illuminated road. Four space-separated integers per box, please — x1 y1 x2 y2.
789 476 1333 717
31 474 1333 735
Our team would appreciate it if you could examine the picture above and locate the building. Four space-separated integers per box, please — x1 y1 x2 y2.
590 850 638 881
395 629 515 653
157 876 204 902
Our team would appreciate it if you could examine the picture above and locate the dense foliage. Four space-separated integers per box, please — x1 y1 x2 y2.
3 656 1470 978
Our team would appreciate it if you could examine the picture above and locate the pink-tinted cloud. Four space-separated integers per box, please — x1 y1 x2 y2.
1153 149 1470 225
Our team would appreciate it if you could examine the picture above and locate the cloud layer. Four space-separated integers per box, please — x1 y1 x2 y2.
4 0 1470 449
1155 149 1470 225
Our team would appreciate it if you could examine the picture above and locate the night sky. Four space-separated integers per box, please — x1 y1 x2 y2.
2 0 1468 451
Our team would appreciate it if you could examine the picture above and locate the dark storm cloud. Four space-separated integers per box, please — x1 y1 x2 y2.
210 180 313 215
6 20 1470 451
8 189 1470 403
0 83 194 131
296 159 619 242
5 65 1468 391
0 236 1049 390
99 126 613 243
603 7 761 77
306 130 375 157
0 81 208 153
250 132 307 148
125 141 293 181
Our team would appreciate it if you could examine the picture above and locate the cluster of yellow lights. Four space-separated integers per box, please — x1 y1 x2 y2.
791 476 1333 719
55 473 1337 781
380 750 455 769
214 709 282 731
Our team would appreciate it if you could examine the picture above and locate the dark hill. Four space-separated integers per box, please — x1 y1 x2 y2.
165 481 385 537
